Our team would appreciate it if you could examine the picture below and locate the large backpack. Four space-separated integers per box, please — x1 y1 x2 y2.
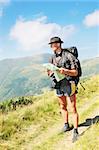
64 47 82 85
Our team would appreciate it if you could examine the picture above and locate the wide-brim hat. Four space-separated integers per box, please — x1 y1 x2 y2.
48 37 63 44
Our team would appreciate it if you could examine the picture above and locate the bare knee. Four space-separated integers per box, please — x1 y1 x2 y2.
60 104 67 110
58 96 67 110
70 106 77 113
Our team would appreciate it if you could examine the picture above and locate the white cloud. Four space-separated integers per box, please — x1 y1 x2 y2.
0 48 3 52
0 0 10 17
0 0 10 5
10 16 76 52
83 10 99 27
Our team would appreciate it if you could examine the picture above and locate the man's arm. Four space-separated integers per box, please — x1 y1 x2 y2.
59 68 78 76
59 52 78 76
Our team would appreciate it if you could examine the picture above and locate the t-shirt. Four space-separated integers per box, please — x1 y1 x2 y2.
49 49 77 84
49 49 76 70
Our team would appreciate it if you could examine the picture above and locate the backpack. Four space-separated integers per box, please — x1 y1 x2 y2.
63 47 82 85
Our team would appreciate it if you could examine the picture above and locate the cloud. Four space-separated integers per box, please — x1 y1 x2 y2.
0 0 10 5
0 47 3 52
9 16 76 52
83 10 99 27
0 0 10 17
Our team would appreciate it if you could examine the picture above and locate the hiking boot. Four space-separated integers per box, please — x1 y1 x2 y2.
62 123 70 132
72 129 79 143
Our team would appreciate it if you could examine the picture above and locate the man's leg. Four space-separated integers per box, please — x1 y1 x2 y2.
70 94 79 128
67 94 79 142
58 96 69 131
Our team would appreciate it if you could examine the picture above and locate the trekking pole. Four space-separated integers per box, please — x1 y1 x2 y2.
80 82 85 90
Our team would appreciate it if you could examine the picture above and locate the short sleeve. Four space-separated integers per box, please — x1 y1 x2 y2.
68 53 76 69
49 55 53 64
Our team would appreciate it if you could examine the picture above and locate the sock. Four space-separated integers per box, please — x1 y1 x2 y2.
74 128 78 134
65 122 69 126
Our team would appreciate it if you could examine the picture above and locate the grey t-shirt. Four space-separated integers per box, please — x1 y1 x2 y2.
49 49 77 85
49 49 76 70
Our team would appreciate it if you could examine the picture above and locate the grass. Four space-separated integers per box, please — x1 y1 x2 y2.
31 96 99 150
0 75 99 150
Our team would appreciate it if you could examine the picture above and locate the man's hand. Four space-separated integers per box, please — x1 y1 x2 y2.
58 68 68 75
47 69 53 76
59 67 78 76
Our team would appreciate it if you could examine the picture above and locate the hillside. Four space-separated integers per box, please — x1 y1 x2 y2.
0 54 51 101
81 57 99 77
0 75 99 150
0 55 99 101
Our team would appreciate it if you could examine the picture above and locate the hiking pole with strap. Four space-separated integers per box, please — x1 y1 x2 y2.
80 82 85 90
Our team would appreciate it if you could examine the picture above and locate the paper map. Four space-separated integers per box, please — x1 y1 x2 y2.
43 63 65 82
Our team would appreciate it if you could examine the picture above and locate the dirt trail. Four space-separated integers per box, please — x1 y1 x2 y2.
21 95 99 150
53 109 99 150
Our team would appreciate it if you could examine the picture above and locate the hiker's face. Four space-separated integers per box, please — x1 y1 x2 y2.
50 42 61 52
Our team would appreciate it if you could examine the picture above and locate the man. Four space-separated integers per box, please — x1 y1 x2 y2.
48 37 79 142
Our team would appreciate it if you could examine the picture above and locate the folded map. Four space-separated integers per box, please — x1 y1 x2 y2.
43 63 66 82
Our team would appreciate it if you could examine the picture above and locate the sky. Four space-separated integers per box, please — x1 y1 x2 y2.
0 0 99 60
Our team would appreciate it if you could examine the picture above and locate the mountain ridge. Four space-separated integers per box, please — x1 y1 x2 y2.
0 54 99 101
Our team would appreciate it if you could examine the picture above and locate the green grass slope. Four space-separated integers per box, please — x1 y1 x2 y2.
0 75 99 150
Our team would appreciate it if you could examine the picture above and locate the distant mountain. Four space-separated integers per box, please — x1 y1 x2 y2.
0 54 99 101
81 57 99 77
0 53 51 101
